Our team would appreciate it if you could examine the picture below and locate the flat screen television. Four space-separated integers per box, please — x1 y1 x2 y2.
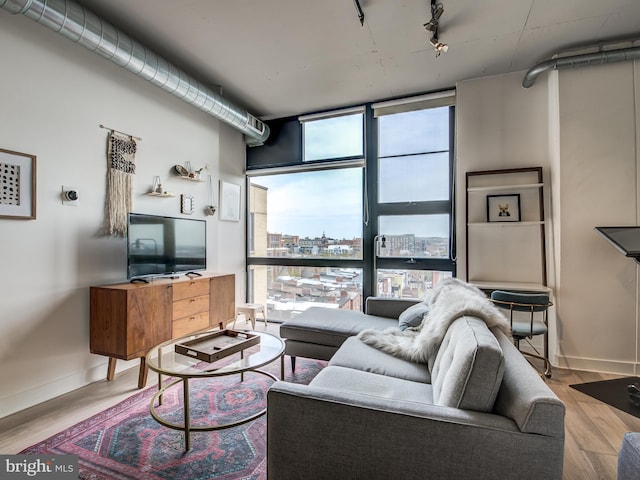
127 213 207 279
595 226 640 259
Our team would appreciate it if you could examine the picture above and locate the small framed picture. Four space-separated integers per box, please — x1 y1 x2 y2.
487 194 520 222
0 148 37 220
219 180 241 222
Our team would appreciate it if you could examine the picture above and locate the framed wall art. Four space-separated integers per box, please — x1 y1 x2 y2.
219 180 241 222
0 148 36 220
486 194 520 222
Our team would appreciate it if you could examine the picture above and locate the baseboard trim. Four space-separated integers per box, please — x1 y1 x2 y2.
0 358 139 419
555 354 640 376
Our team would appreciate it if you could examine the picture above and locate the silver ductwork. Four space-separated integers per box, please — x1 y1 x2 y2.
0 0 270 145
523 46 640 88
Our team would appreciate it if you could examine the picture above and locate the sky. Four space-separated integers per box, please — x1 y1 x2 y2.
253 169 363 239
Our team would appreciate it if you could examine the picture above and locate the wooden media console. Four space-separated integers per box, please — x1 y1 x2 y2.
90 272 235 387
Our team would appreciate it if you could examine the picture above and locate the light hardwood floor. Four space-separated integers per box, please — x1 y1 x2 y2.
0 323 638 480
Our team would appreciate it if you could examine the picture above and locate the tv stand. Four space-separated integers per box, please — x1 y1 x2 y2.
186 271 203 277
90 272 236 387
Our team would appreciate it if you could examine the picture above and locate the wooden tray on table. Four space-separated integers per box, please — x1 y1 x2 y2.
175 329 260 363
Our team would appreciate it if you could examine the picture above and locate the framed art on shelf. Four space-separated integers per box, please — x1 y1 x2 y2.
219 180 241 222
0 148 36 220
486 194 520 222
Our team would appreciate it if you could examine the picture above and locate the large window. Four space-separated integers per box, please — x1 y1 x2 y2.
246 93 455 317
372 102 455 298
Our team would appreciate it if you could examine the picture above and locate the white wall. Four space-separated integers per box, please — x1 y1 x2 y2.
456 57 640 375
553 53 640 374
0 12 246 418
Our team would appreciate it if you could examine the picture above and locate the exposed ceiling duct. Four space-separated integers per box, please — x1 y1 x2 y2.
523 45 640 88
0 0 270 146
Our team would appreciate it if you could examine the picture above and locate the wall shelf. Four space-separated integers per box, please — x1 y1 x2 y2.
175 176 205 182
467 183 543 193
145 192 175 197
469 280 551 293
465 167 548 290
468 221 544 227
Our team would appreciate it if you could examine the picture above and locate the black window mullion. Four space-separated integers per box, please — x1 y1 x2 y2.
377 200 451 216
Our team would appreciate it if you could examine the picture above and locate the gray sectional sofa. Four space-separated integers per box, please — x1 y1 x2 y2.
268 296 565 480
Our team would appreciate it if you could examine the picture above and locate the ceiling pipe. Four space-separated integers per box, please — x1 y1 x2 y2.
0 0 270 146
523 46 640 88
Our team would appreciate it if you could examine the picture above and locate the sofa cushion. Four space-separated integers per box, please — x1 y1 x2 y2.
619 432 640 480
431 316 504 412
398 302 429 331
280 307 397 348
310 365 434 404
329 336 431 384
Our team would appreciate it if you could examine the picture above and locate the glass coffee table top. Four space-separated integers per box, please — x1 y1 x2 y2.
146 328 285 378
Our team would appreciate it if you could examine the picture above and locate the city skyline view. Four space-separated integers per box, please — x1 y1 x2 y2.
251 168 451 241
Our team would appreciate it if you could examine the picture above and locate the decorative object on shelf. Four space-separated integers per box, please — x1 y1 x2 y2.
181 194 194 214
204 174 216 216
173 164 188 176
146 176 174 197
192 167 204 180
104 129 137 236
487 194 520 222
0 148 36 220
173 163 206 181
151 176 162 194
219 180 240 222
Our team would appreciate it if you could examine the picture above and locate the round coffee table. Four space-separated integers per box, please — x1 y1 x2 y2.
145 329 285 450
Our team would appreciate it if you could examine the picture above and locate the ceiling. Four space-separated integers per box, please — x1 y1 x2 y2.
73 0 640 120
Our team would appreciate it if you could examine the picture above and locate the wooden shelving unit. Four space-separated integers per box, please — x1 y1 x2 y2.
465 167 548 292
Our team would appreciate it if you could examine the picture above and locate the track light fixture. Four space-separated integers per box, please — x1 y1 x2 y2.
353 0 365 26
424 0 447 57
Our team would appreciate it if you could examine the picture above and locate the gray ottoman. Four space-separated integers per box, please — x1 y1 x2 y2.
619 432 640 479
279 307 398 370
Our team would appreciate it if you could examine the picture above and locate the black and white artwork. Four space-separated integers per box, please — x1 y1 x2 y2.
0 149 36 219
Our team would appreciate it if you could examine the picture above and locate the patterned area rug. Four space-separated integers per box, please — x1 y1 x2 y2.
21 358 326 480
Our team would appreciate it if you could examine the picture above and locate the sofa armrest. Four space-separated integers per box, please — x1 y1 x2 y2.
364 297 420 319
267 381 564 480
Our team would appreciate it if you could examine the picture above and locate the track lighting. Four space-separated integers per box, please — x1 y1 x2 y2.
424 1 447 56
353 0 364 26
430 36 448 55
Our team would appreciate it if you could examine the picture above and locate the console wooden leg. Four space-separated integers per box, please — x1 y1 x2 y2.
138 357 148 389
290 356 296 373
107 357 117 381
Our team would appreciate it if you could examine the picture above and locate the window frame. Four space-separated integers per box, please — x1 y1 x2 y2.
245 97 456 309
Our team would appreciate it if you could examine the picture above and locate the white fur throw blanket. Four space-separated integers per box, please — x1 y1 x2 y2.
358 278 511 370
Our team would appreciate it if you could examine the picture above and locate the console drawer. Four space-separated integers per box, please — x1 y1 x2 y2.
173 294 210 319
172 279 210 301
173 311 210 338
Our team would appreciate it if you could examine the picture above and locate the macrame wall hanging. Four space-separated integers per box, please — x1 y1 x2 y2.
105 130 137 236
